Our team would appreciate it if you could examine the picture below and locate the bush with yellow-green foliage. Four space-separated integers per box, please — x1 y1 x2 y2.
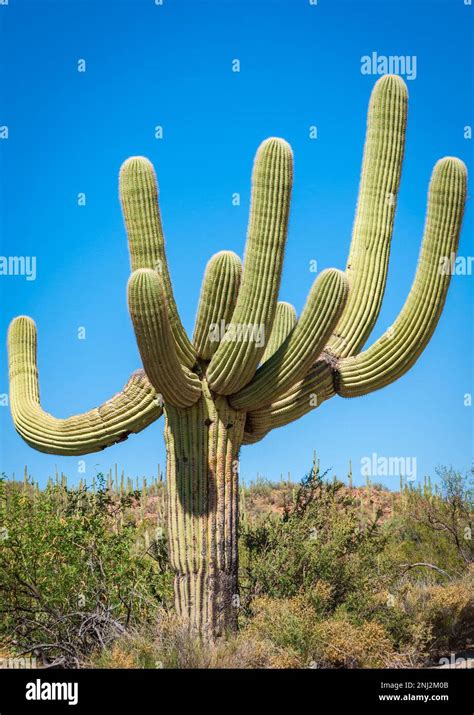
244 594 399 667
400 579 474 657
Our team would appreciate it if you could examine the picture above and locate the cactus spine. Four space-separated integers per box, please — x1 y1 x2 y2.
7 76 467 638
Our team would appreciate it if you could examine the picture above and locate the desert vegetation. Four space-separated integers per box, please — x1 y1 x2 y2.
1 461 472 669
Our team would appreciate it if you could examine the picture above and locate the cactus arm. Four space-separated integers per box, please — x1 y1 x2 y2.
242 358 335 444
127 269 202 408
261 301 297 362
8 317 161 456
325 74 408 359
240 300 297 439
243 156 467 438
230 269 348 411
193 251 242 360
336 157 467 397
206 138 293 394
120 157 196 369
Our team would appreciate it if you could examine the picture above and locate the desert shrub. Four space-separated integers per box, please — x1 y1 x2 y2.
243 595 399 668
345 587 429 661
392 467 473 575
399 578 474 658
152 611 216 668
213 635 300 669
245 595 314 664
310 617 396 668
239 470 387 613
0 476 173 667
370 482 390 492
341 571 474 665
90 632 159 669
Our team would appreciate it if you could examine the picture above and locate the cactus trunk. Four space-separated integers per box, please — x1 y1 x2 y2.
164 384 245 638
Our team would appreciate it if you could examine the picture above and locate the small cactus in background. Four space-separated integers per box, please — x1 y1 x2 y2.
7 76 467 638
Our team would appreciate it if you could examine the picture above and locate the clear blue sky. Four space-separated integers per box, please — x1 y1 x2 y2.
0 0 472 489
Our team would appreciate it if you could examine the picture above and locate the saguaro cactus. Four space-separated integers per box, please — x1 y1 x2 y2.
8 76 467 638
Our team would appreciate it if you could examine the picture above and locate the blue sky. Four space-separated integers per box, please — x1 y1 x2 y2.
0 0 472 489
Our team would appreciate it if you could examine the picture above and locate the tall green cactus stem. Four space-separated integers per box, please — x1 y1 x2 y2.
260 302 297 362
165 384 245 635
128 269 202 407
120 157 196 370
193 251 242 360
7 76 467 638
326 74 408 358
206 138 294 394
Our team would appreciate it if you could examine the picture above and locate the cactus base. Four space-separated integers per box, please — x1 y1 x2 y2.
174 569 238 638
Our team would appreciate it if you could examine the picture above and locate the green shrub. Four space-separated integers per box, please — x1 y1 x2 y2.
310 616 397 668
239 470 387 613
0 476 173 667
244 595 399 668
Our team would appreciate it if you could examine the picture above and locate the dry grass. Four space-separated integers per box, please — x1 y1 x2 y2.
90 609 297 669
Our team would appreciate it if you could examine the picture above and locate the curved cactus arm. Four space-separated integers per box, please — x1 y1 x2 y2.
120 156 196 369
128 269 202 408
260 301 297 363
242 359 335 444
193 251 242 360
8 316 161 456
336 157 467 398
206 138 293 395
231 269 348 411
325 74 408 359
